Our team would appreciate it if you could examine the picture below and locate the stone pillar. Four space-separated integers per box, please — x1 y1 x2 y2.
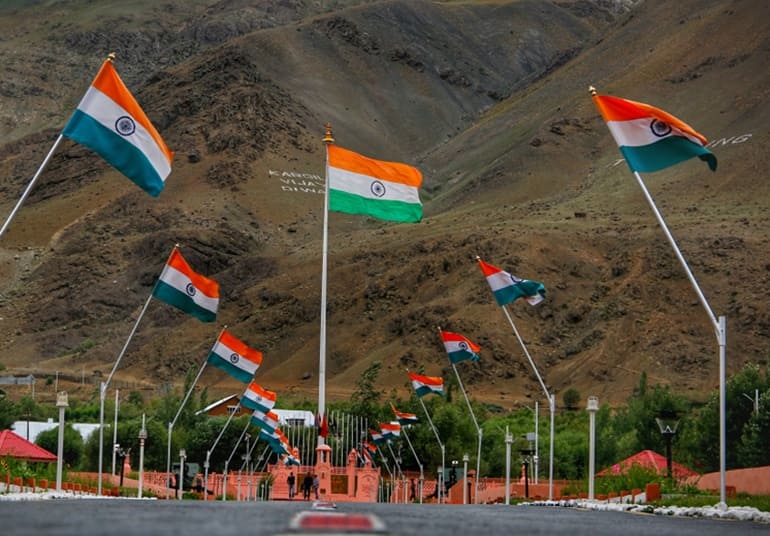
315 444 332 500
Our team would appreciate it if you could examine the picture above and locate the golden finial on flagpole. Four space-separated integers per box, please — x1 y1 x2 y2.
589 85 597 96
322 123 335 144
107 52 116 62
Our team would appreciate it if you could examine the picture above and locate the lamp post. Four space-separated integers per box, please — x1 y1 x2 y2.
137 414 147 498
656 412 680 481
111 389 119 476
462 454 469 505
178 448 186 500
587 396 599 500
55 391 68 491
504 426 512 505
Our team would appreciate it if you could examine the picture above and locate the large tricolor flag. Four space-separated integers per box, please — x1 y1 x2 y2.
327 144 423 223
391 403 419 426
440 330 481 364
62 58 173 196
250 409 280 434
408 372 444 398
592 91 717 173
240 382 277 413
207 330 262 383
152 247 219 322
477 258 545 306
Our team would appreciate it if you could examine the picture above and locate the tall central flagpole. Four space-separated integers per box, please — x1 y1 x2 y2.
500 305 555 500
450 362 483 504
98 245 177 495
318 124 334 446
630 168 727 507
165 327 223 499
416 393 445 504
0 135 65 240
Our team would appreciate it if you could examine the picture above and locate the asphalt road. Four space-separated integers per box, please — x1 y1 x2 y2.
1 499 767 536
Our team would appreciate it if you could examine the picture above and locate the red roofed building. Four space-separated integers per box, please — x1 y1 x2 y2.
0 429 57 462
597 449 698 479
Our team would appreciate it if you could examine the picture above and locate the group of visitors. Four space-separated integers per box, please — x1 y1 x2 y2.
287 471 319 500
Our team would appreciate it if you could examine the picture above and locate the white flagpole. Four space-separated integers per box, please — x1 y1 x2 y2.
590 86 726 507
499 305 554 500
450 362 482 504
204 401 241 501
416 394 445 504
222 417 251 502
0 134 65 239
317 125 334 446
401 426 423 503
97 290 154 496
165 338 217 499
629 168 726 507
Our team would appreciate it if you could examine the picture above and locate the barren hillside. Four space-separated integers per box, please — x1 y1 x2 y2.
0 0 767 411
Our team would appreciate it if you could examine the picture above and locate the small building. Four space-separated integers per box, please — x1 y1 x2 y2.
0 429 57 463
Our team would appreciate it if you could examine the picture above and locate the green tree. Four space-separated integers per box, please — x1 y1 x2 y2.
562 388 581 411
0 391 19 429
350 361 383 420
36 424 84 468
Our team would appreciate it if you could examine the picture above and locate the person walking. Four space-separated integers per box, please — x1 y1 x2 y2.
302 473 313 500
287 471 296 499
312 474 320 500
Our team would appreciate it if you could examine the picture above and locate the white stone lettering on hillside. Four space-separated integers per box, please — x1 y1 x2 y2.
605 132 753 167
270 170 325 194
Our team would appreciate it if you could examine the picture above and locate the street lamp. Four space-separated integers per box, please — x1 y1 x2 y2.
55 391 68 491
656 411 680 481
178 448 186 500
462 454 469 505
587 396 599 500
137 414 147 498
504 427 513 505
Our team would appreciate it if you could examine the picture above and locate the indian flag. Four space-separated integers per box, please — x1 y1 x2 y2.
370 429 386 445
391 403 419 426
478 257 545 306
251 410 280 434
240 382 277 413
592 92 717 173
259 427 281 445
408 372 444 398
207 331 262 383
440 330 481 364
327 144 423 223
152 247 219 322
379 421 401 438
283 454 301 466
62 58 173 196
363 441 377 459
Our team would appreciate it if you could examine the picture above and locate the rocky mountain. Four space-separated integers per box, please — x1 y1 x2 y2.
0 0 767 411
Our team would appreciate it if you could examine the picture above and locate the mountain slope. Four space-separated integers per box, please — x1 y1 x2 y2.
0 0 767 410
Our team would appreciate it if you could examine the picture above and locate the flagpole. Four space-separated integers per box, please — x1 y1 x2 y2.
450 362 482 504
401 426 423 503
378 448 394 502
165 327 224 500
629 169 726 507
222 416 251 502
416 395 445 504
317 124 334 447
590 86 726 507
0 134 65 239
204 401 240 501
499 305 555 500
97 290 154 496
